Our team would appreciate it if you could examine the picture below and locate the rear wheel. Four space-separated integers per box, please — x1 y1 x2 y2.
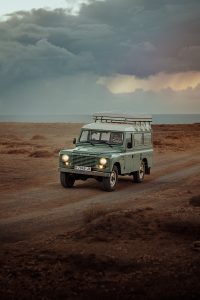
102 165 118 192
133 161 145 183
60 172 75 188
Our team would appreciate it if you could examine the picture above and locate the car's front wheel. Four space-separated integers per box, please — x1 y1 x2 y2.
102 165 118 191
60 172 75 188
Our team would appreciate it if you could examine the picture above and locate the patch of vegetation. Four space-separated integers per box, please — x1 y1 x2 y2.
189 195 200 207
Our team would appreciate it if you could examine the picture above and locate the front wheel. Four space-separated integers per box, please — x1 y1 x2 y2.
133 161 145 183
60 172 75 188
102 166 118 192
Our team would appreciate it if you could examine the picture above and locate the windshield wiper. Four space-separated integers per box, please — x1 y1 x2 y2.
97 141 113 148
104 141 113 148
80 141 95 146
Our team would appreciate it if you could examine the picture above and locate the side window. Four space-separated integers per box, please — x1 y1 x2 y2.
110 132 123 144
80 130 89 142
144 133 152 145
91 131 100 141
134 133 143 146
101 132 110 141
126 132 132 149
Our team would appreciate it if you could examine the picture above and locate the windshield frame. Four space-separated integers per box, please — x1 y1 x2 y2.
78 130 124 146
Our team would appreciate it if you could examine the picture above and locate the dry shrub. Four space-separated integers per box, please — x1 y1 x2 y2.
153 140 162 146
164 142 176 147
29 150 53 158
1 141 31 147
190 195 200 207
75 208 156 241
5 149 31 155
166 135 179 139
31 135 46 140
83 204 109 224
0 134 20 140
160 218 200 238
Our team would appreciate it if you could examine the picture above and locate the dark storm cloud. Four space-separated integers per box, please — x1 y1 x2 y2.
0 0 200 93
80 0 200 73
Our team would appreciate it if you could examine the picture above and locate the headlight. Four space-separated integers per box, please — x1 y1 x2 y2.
100 157 107 165
62 154 69 162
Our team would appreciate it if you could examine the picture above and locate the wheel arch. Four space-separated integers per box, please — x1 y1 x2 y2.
142 158 150 174
113 162 121 175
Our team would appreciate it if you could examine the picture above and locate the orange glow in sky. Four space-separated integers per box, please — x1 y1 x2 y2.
97 72 200 94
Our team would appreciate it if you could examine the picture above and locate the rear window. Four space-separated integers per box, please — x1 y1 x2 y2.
134 133 143 146
144 133 152 145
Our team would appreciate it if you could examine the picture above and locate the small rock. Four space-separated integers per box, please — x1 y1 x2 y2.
192 241 200 251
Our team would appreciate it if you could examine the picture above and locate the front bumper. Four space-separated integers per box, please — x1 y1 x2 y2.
58 167 110 177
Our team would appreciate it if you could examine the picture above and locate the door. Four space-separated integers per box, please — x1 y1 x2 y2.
124 132 134 173
132 133 143 172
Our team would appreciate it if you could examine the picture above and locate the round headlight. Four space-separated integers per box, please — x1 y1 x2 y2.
100 158 107 165
62 154 69 162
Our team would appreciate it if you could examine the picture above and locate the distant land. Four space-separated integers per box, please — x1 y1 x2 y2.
0 114 199 124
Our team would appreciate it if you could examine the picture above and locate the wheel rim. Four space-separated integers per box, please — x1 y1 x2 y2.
139 163 145 180
110 170 117 188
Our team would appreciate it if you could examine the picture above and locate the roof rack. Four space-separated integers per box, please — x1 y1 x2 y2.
93 113 152 125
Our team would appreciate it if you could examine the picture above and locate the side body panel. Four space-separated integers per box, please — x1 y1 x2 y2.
122 132 153 174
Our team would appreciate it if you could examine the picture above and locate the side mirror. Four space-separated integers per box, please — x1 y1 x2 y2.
73 138 76 144
127 142 132 149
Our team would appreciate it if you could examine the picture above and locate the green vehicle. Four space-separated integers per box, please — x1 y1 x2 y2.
59 113 153 191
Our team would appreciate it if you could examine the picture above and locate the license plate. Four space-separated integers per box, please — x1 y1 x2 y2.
75 166 91 171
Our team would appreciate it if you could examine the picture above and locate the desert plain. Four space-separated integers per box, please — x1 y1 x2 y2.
0 122 200 300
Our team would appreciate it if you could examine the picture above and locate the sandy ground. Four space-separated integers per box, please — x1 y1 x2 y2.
0 122 200 300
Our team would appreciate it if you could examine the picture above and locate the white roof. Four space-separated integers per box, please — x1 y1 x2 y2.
82 122 151 132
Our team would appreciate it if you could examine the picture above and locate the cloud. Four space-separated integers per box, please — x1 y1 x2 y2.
1 73 199 116
0 0 200 114
1 1 200 83
97 72 200 94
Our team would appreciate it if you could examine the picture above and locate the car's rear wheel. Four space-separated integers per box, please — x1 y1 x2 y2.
133 160 145 183
102 165 118 191
60 172 75 188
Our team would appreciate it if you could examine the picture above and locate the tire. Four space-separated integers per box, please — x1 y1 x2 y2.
133 161 145 183
95 177 103 182
102 165 118 192
60 172 75 188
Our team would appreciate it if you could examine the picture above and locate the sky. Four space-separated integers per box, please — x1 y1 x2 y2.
0 0 90 18
0 0 200 116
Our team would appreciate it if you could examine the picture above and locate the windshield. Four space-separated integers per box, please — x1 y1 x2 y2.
79 130 124 145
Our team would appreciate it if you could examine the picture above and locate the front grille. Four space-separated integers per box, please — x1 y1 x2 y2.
72 155 97 168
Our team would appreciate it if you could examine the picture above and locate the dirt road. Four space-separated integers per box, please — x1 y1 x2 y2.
0 149 199 244
0 123 200 300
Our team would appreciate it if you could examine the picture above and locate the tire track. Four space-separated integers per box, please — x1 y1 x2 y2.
0 158 199 244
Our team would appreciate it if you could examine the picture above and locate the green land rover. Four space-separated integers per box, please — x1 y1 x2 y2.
59 113 153 191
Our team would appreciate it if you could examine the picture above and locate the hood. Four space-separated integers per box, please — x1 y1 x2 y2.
69 145 122 156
